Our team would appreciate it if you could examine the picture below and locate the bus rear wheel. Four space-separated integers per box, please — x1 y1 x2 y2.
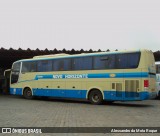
89 90 103 105
23 88 33 99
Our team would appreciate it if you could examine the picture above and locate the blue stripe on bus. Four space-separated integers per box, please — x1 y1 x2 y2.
34 72 149 80
16 72 152 84
103 91 155 101
88 72 149 78
10 88 23 95
10 88 157 101
32 89 87 99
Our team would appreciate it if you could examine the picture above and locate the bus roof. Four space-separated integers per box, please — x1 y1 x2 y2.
14 49 150 63
33 53 70 58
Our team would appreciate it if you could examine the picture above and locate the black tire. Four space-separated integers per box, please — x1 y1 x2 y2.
89 90 103 105
23 88 33 99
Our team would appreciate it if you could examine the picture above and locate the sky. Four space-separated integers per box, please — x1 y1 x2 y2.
0 0 160 51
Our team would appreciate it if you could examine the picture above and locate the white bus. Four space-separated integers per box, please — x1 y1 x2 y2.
156 62 160 99
10 49 157 104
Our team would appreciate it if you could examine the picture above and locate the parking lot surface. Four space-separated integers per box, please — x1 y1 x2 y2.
0 95 160 136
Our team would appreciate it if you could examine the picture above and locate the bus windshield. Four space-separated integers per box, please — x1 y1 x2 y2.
11 62 21 84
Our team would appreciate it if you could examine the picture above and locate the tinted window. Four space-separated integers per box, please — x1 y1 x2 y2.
53 59 72 71
22 62 30 72
73 57 92 70
93 53 140 70
22 61 37 72
116 54 128 69
115 53 140 69
38 60 52 72
127 53 140 68
105 55 115 69
63 59 72 71
93 55 115 70
30 62 37 72
53 59 64 71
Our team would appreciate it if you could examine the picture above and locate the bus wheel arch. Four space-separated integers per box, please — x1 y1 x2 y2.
23 87 33 99
87 88 104 105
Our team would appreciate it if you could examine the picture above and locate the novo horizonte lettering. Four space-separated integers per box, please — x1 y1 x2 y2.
52 74 88 79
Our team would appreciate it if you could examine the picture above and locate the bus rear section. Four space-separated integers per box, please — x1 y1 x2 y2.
142 50 157 100
104 50 157 102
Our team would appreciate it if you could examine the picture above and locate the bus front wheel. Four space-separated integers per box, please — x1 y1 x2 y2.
89 90 103 105
23 88 33 99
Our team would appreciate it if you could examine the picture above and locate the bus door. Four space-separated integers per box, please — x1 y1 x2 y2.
111 82 123 100
11 62 21 84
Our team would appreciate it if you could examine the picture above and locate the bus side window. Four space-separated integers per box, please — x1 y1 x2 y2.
22 61 37 72
53 59 64 71
63 59 72 71
116 54 127 69
59 60 64 71
105 55 115 69
38 60 52 72
73 57 92 70
72 58 82 70
93 55 115 70
30 62 37 72
93 56 106 70
127 53 140 68
22 62 30 72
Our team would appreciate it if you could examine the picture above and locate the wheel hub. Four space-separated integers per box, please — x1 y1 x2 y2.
92 94 99 102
